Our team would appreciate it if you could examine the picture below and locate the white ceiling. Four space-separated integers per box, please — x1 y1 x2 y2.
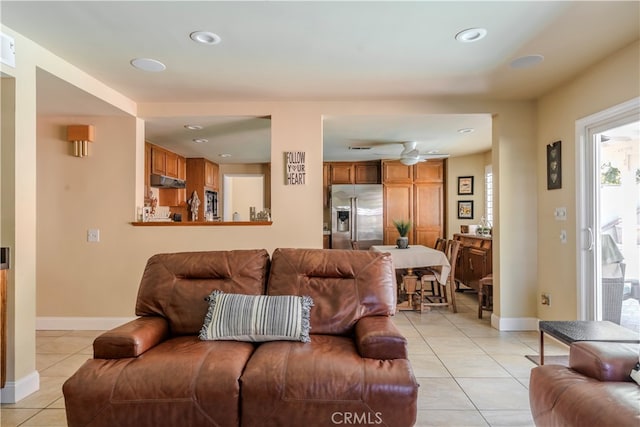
5 1 639 163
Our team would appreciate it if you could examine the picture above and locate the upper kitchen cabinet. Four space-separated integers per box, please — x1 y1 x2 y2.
382 159 446 248
151 144 180 179
328 161 381 184
382 161 413 184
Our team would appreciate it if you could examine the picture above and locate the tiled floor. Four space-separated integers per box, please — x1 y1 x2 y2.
1 292 571 427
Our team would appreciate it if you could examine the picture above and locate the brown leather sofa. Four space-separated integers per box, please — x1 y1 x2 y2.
63 248 418 427
529 341 640 427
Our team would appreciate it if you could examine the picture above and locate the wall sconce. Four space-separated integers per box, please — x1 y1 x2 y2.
67 125 94 157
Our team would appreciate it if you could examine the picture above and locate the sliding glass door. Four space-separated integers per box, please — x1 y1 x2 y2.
577 99 639 332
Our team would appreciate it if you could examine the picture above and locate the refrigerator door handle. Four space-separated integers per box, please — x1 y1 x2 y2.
352 197 358 242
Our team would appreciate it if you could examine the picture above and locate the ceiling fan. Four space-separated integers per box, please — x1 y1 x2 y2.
382 141 450 165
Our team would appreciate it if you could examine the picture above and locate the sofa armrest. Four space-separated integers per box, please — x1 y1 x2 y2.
93 316 170 359
354 316 408 360
569 341 639 382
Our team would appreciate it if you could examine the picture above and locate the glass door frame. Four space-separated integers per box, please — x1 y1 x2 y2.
575 97 639 321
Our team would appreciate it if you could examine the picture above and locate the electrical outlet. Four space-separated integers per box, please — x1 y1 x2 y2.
87 229 100 242
541 293 551 306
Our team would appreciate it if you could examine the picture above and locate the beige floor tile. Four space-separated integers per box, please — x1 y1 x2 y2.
410 355 451 378
407 341 435 356
516 377 531 389
471 337 534 355
481 410 535 426
457 324 502 338
491 354 537 378
20 409 67 426
416 378 475 410
457 378 531 410
415 410 489 426
47 397 66 409
425 336 485 355
438 354 511 378
0 408 40 427
39 354 90 378
35 331 68 338
35 354 70 372
36 336 95 354
413 323 466 338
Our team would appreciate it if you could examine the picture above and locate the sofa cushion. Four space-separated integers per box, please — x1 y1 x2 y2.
199 291 313 343
266 248 396 335
529 364 640 427
135 250 269 335
240 335 418 427
63 336 255 427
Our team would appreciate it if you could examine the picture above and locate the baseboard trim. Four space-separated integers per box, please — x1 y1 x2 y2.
36 317 135 330
0 370 40 403
491 314 538 331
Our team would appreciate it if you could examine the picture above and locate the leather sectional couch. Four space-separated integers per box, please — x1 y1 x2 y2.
63 248 418 427
529 341 640 427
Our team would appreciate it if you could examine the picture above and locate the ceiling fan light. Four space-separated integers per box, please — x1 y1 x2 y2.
400 157 419 166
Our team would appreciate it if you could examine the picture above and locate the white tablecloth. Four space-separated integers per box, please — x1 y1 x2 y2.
370 245 451 284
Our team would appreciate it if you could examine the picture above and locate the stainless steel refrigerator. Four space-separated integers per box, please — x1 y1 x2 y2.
331 184 383 250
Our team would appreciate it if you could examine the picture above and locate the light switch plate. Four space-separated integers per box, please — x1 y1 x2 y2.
554 207 567 221
87 229 100 242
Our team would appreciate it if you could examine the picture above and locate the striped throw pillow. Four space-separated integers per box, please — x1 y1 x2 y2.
199 291 313 343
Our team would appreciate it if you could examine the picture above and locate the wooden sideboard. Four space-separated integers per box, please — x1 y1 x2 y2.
453 234 492 292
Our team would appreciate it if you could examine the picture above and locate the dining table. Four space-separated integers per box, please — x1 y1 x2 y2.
370 244 451 285
371 244 451 311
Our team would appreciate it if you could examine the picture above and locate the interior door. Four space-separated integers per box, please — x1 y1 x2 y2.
577 98 639 332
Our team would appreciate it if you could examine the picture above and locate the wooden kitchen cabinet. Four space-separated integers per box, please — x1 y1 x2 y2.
330 163 354 184
453 233 492 292
383 183 413 245
328 161 381 185
382 160 445 247
204 160 218 190
186 158 219 221
354 162 381 184
382 161 413 184
150 144 181 179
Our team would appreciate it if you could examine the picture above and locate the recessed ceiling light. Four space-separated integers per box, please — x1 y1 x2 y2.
192 138 209 144
190 31 221 45
510 54 544 69
184 124 203 130
455 28 487 43
458 128 475 134
130 58 166 72
219 153 231 158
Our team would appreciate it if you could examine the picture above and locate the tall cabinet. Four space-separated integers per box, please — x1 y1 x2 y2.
382 160 445 248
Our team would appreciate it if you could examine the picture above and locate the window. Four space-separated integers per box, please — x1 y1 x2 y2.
485 165 493 225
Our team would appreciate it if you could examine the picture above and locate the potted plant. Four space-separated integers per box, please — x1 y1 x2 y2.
393 219 411 249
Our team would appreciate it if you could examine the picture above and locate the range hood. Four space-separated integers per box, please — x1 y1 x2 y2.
150 174 186 189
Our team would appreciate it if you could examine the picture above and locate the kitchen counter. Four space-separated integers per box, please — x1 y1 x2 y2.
131 221 272 227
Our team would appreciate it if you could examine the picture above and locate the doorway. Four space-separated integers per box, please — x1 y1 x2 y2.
222 174 265 221
577 98 640 332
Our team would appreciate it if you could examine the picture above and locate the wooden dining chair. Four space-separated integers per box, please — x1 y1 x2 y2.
418 237 447 297
418 239 461 313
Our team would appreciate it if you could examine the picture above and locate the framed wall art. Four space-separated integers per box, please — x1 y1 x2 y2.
457 200 474 219
457 176 474 195
546 141 561 190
